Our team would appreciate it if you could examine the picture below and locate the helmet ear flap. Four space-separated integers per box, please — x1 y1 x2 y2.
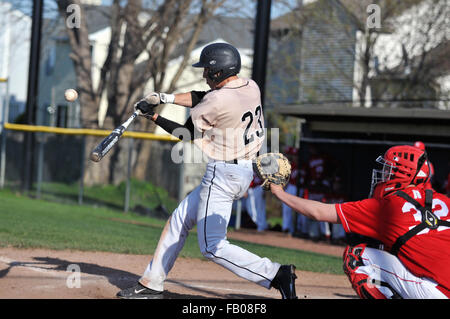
208 69 224 82
412 152 431 185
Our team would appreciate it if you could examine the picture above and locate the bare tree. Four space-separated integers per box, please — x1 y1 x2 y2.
367 0 450 108
56 0 227 184
267 0 449 109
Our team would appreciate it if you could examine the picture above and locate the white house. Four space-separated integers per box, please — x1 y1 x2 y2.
362 0 450 109
269 0 449 111
0 1 31 122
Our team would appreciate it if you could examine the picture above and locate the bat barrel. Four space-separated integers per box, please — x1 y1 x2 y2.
89 111 139 162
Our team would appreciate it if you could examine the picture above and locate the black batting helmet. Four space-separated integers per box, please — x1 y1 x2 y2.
192 42 241 83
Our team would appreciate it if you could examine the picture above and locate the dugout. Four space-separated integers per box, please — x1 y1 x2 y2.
277 105 450 201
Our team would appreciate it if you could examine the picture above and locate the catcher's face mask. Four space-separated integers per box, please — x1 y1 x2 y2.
369 156 394 197
371 156 394 185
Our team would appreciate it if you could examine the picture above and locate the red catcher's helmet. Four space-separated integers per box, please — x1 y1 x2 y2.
370 145 431 198
414 141 425 151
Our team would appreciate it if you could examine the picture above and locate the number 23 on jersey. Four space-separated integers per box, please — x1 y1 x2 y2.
241 105 264 145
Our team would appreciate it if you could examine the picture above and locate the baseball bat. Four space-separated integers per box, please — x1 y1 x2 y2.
90 110 141 162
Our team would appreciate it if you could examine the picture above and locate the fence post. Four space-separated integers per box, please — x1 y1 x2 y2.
78 135 86 205
0 126 5 189
124 137 133 213
0 77 9 189
36 133 44 198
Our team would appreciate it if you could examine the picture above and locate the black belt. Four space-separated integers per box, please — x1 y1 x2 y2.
225 152 259 165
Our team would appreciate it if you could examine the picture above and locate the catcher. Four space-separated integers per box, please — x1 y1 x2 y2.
266 145 450 299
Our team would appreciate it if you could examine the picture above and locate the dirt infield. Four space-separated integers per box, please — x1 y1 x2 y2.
0 230 356 299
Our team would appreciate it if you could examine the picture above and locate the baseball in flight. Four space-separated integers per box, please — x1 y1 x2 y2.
64 89 78 102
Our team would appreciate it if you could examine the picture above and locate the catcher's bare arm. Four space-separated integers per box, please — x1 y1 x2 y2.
270 184 340 223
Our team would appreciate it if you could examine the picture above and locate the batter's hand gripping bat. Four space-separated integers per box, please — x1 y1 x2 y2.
90 109 141 162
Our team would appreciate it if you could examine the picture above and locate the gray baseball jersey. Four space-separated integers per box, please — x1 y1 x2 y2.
190 78 265 161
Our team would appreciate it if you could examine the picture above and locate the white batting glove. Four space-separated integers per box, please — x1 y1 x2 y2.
134 92 176 118
144 92 161 105
140 92 175 105
159 93 175 104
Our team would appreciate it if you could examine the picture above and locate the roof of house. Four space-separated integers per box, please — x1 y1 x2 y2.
271 0 427 35
41 4 111 41
169 15 254 60
199 16 254 50
41 4 255 56
83 5 112 34
270 0 365 33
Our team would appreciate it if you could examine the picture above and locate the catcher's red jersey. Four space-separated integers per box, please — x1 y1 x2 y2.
336 186 450 297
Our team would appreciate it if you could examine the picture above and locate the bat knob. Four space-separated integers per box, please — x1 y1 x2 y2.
90 152 101 162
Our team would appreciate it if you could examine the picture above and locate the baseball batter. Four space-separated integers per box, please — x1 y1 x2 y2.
271 145 450 299
117 43 297 299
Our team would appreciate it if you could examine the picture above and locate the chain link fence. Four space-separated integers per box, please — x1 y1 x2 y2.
0 126 191 218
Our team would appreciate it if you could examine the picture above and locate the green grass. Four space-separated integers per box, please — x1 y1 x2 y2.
0 189 165 254
0 189 343 274
33 179 180 213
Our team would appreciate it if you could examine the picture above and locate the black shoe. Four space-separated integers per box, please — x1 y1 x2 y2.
270 265 298 299
116 282 164 299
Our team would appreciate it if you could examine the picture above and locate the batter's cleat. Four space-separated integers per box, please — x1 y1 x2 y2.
116 282 164 299
270 264 298 299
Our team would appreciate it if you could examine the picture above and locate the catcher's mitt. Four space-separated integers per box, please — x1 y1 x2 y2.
253 153 292 191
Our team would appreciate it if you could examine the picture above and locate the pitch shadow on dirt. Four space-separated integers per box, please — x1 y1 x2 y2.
4 256 268 299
